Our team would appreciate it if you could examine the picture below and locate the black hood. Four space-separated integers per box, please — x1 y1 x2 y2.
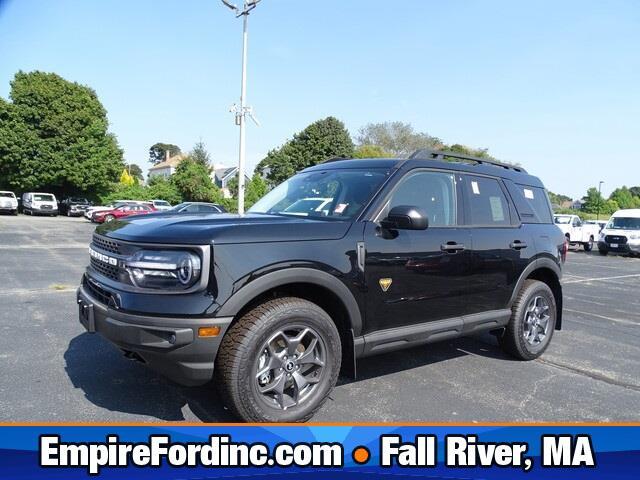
96 213 352 245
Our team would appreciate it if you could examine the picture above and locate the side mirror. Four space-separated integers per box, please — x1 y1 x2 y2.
381 205 429 231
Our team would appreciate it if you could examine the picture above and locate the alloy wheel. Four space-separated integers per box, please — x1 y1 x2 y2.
523 295 550 346
254 326 326 410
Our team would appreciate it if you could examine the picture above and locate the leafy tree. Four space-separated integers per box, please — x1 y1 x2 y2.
119 168 135 186
356 121 443 157
99 183 148 204
629 186 640 198
609 186 640 209
189 141 211 167
353 144 392 158
126 163 144 182
256 117 354 185
582 187 607 214
548 191 573 206
147 176 182 205
245 173 268 208
0 71 124 196
149 142 181 165
171 157 222 202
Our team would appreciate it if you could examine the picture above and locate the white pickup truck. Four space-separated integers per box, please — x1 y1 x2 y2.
554 214 601 251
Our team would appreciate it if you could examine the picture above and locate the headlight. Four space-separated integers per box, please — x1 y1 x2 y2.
125 250 202 290
630 233 640 240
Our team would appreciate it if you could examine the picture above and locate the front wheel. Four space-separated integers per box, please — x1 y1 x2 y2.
599 249 608 256
216 297 341 422
104 214 115 222
500 280 556 360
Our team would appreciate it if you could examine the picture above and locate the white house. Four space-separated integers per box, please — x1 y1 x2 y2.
147 153 187 179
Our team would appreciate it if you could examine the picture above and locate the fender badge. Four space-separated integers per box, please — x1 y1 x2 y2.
379 278 392 292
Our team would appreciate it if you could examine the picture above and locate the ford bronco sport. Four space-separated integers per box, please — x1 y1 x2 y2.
77 149 565 422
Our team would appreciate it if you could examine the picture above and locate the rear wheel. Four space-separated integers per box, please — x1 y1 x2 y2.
584 236 594 251
500 280 556 360
216 297 341 422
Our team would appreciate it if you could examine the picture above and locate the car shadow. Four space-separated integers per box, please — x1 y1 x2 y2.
65 331 512 422
64 333 235 422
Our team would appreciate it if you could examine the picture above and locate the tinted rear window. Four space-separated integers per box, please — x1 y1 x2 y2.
516 185 552 224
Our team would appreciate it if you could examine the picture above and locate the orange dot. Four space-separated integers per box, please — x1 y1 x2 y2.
352 446 370 464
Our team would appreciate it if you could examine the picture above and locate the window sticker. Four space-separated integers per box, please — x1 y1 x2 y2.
471 181 480 195
523 188 534 199
489 196 505 222
334 203 348 214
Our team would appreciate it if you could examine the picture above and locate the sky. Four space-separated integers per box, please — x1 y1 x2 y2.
0 0 638 199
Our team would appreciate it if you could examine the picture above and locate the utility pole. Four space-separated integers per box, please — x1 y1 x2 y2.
221 0 262 214
597 181 604 220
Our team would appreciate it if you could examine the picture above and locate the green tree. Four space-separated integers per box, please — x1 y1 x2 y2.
147 176 182 205
171 157 222 202
189 141 211 167
99 183 148 204
356 121 443 157
629 186 640 198
125 163 144 182
609 186 640 209
149 142 181 165
582 187 606 214
548 191 573 206
353 144 392 158
0 71 124 196
256 117 354 185
245 173 268 208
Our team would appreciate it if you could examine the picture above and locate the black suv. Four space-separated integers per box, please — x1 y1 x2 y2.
60 197 91 217
77 149 565 422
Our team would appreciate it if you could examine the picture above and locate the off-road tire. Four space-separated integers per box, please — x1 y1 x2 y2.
216 297 341 423
499 279 556 360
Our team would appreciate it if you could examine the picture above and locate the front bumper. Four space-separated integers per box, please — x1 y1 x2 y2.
68 208 88 216
76 284 232 386
32 206 58 214
598 241 640 254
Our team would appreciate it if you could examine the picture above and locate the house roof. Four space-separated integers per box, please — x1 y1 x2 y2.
148 153 187 171
214 166 238 182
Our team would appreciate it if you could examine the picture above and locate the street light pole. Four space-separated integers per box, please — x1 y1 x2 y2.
597 181 604 220
221 0 261 215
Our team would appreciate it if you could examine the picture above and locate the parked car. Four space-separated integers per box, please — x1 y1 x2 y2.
0 191 19 215
150 199 173 211
168 202 227 214
78 149 565 422
598 209 640 256
60 197 92 217
85 200 139 220
21 192 58 216
553 214 600 251
92 204 155 223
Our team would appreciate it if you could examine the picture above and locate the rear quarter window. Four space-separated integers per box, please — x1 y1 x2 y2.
506 182 553 224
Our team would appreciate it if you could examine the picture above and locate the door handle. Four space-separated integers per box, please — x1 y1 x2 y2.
510 241 528 250
441 242 465 253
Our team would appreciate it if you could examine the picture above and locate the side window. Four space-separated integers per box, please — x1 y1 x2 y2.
508 183 553 224
463 175 511 226
383 171 457 227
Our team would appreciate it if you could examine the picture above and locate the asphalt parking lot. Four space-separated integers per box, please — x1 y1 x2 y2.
1 214 639 422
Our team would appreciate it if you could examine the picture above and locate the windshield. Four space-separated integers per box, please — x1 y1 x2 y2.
171 203 189 211
554 215 571 224
154 200 170 206
34 194 54 202
0 192 15 198
70 197 88 203
249 168 390 220
607 217 640 230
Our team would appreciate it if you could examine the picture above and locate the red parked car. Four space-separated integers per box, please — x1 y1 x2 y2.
92 204 155 223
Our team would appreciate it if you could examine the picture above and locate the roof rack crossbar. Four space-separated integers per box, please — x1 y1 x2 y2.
409 149 526 173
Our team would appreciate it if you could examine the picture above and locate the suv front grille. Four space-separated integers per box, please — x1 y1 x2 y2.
93 234 121 254
89 256 119 280
605 235 627 244
83 275 118 308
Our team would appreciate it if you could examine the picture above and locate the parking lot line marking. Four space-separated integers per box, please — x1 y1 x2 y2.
563 273 640 284
564 308 639 326
0 287 76 297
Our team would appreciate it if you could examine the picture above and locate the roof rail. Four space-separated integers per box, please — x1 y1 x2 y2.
409 149 526 173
